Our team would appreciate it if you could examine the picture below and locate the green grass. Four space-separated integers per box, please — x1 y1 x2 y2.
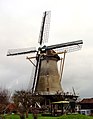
38 114 93 119
2 114 20 119
1 114 93 119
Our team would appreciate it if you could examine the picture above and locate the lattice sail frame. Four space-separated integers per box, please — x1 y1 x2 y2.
7 47 37 56
54 44 82 53
38 11 51 45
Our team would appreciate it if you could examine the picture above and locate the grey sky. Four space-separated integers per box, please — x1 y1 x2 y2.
0 0 93 98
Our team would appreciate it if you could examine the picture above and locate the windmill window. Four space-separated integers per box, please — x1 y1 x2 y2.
47 88 49 91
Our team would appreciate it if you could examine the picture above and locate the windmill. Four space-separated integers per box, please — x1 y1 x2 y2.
7 11 83 95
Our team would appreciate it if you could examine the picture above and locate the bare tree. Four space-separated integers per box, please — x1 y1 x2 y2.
0 88 10 113
12 90 33 118
12 90 44 118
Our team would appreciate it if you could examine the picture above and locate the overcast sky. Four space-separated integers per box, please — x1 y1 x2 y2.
0 0 93 98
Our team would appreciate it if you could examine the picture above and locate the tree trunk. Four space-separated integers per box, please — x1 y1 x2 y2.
26 111 28 118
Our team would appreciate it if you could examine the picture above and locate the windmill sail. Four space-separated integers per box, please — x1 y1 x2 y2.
54 42 82 53
46 40 83 50
7 47 37 56
32 11 51 93
38 11 51 45
44 40 83 53
32 54 41 93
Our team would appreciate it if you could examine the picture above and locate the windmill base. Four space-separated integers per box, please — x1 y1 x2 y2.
33 93 78 106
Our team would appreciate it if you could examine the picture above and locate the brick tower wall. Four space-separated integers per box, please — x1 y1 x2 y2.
35 57 63 95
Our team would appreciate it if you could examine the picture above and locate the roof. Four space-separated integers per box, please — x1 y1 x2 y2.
80 98 93 104
7 103 16 110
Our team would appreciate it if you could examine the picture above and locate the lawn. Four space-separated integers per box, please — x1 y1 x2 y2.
1 114 93 119
38 114 93 119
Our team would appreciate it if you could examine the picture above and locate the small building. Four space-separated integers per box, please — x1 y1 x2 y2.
6 103 17 113
51 101 69 116
79 98 93 115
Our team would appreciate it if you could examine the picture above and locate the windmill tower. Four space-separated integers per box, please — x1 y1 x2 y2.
35 50 62 95
7 11 83 95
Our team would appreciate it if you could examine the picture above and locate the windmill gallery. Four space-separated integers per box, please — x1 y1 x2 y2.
7 11 83 115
